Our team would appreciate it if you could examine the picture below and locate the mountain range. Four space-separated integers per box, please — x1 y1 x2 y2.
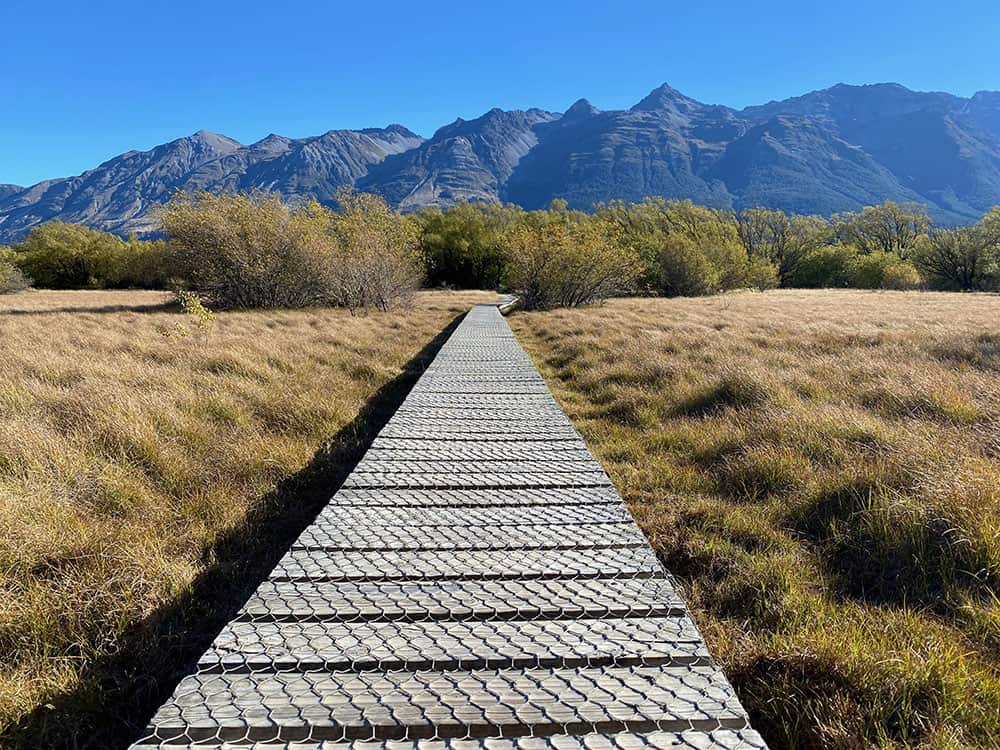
2 81 1000 242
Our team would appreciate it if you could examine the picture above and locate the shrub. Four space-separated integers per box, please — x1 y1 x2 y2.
0 247 31 293
880 261 924 290
162 192 335 308
655 235 720 296
656 237 778 296
8 222 169 289
788 244 858 288
416 202 511 289
914 220 1000 291
599 199 777 296
503 209 641 310
176 290 216 331
737 208 830 284
12 222 118 288
116 236 173 288
833 201 931 257
850 251 893 289
326 189 423 312
744 255 781 290
163 190 421 311
849 251 905 289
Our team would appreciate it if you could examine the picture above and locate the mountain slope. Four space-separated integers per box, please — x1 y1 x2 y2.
0 185 23 202
0 126 422 239
705 114 928 215
357 108 559 210
504 87 741 210
182 125 423 203
3 82 1000 241
738 83 1000 220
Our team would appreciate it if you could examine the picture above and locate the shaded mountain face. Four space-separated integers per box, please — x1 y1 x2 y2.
0 185 23 202
3 82 1000 241
503 86 742 210
737 83 1000 220
357 108 560 211
704 114 929 216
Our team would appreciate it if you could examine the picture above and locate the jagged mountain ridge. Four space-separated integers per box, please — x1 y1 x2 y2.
0 126 422 239
3 82 1000 241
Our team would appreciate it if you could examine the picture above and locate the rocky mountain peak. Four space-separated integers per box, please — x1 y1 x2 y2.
631 83 704 114
186 130 243 151
562 98 600 121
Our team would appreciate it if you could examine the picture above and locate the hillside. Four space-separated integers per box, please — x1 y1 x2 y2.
3 82 1000 241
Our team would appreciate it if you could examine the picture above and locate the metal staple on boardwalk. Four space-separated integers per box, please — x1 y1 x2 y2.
133 303 767 749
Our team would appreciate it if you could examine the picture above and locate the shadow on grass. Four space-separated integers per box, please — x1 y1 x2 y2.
0 302 178 316
3 311 467 750
786 480 998 626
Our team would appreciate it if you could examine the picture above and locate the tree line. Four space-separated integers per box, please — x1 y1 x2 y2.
421 198 1000 299
2 191 999 309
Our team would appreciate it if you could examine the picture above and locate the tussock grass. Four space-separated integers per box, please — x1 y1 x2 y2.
0 288 494 747
511 290 1000 749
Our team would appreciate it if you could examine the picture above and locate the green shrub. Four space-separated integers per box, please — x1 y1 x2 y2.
788 245 858 288
833 201 930 257
0 247 31 294
599 199 777 296
656 239 778 296
880 261 924 290
736 208 830 284
162 190 421 311
116 236 173 288
12 222 122 288
503 208 641 310
326 189 423 312
744 255 781 290
656 235 720 296
162 192 332 308
849 251 901 289
913 218 1000 291
10 222 168 289
416 202 511 289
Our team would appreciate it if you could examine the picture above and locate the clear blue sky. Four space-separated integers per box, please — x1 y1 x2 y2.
2 0 998 186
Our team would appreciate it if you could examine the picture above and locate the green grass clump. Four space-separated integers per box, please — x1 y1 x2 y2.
672 369 773 417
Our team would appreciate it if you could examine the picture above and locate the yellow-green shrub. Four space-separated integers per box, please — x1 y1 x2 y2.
503 207 641 310
788 244 858 287
162 190 422 311
326 189 423 312
0 246 31 293
880 261 924 290
10 222 169 289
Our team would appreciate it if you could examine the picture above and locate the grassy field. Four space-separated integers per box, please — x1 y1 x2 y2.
0 288 494 748
510 290 1000 749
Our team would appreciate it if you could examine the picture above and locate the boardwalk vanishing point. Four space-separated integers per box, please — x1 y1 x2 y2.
133 302 766 749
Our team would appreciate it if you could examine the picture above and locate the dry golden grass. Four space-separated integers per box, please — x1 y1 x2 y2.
510 290 1000 750
0 288 495 747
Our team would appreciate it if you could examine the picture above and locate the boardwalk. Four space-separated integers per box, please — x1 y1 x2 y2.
133 303 765 749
